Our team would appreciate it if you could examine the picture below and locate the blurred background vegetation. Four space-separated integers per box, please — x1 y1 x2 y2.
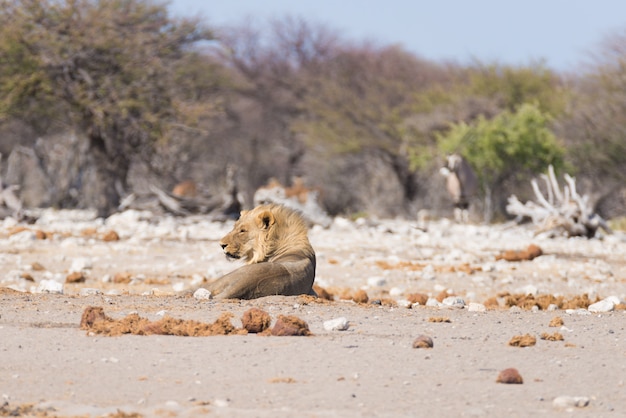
0 0 625 221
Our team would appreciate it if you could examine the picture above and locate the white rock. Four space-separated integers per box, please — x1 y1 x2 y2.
442 296 465 308
467 302 486 312
367 276 386 287
425 298 442 307
565 308 591 315
172 282 185 292
389 287 404 297
9 230 36 243
552 396 590 409
587 299 615 313
605 295 623 305
156 310 167 317
80 288 101 296
421 265 436 281
323 317 350 331
517 284 538 296
35 279 64 294
396 299 412 308
70 257 93 273
193 288 212 300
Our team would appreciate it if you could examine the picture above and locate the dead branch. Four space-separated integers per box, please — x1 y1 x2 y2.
506 165 612 238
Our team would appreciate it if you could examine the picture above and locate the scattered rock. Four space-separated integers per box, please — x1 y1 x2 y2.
496 368 523 384
193 288 212 300
496 244 543 262
407 293 429 306
552 396 590 409
80 288 101 296
587 298 615 313
412 335 434 349
271 315 311 336
35 279 63 294
468 302 486 312
65 271 86 283
323 317 350 331
31 262 46 271
442 296 465 308
113 272 132 284
70 257 93 273
352 289 369 304
313 285 333 300
508 334 536 347
241 308 272 333
101 230 120 242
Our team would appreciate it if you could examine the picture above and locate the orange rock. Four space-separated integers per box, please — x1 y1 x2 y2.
271 315 311 336
66 272 86 283
496 368 523 384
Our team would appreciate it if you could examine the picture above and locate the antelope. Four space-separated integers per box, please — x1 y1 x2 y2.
439 154 478 223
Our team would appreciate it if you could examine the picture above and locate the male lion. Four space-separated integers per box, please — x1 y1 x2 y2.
203 204 317 299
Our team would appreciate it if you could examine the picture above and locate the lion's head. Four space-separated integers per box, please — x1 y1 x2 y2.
219 204 313 264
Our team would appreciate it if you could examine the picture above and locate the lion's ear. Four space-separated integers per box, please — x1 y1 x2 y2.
256 210 275 229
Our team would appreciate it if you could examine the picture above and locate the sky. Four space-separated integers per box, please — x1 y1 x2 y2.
168 0 626 72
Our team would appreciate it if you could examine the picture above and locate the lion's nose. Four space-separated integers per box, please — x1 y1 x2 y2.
220 243 227 250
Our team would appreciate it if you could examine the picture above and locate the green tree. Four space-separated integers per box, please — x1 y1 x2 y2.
0 0 213 215
437 103 565 221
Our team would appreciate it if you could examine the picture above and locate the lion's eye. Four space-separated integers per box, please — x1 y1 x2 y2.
239 228 247 233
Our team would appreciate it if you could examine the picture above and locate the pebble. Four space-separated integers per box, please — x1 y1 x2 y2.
323 317 350 331
587 299 615 313
193 288 212 300
69 257 93 273
367 276 386 287
35 279 64 294
442 296 465 308
80 288 101 296
552 396 590 409
467 302 486 312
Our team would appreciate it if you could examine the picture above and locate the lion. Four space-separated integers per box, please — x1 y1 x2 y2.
202 203 317 299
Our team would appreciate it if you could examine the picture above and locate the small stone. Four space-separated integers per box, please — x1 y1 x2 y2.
113 272 132 284
66 271 86 283
80 288 101 296
412 335 433 349
101 230 120 242
352 289 369 304
35 279 64 294
241 308 271 333
407 293 428 305
31 262 46 271
588 299 615 313
468 302 486 312
442 296 465 308
552 396 590 409
193 288 212 300
271 315 311 336
70 257 93 273
323 317 350 331
367 277 386 287
496 368 523 384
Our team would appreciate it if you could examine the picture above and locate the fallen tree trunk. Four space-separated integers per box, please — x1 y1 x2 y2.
506 165 612 238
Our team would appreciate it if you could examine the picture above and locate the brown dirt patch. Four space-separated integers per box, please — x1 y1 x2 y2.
540 332 564 341
241 308 272 333
496 244 543 261
508 334 537 347
79 306 245 336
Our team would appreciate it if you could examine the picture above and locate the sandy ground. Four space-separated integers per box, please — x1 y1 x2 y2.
1 209 625 417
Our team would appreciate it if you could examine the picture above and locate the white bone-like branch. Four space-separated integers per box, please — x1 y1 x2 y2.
548 165 563 203
563 174 589 218
540 174 554 205
531 179 557 213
